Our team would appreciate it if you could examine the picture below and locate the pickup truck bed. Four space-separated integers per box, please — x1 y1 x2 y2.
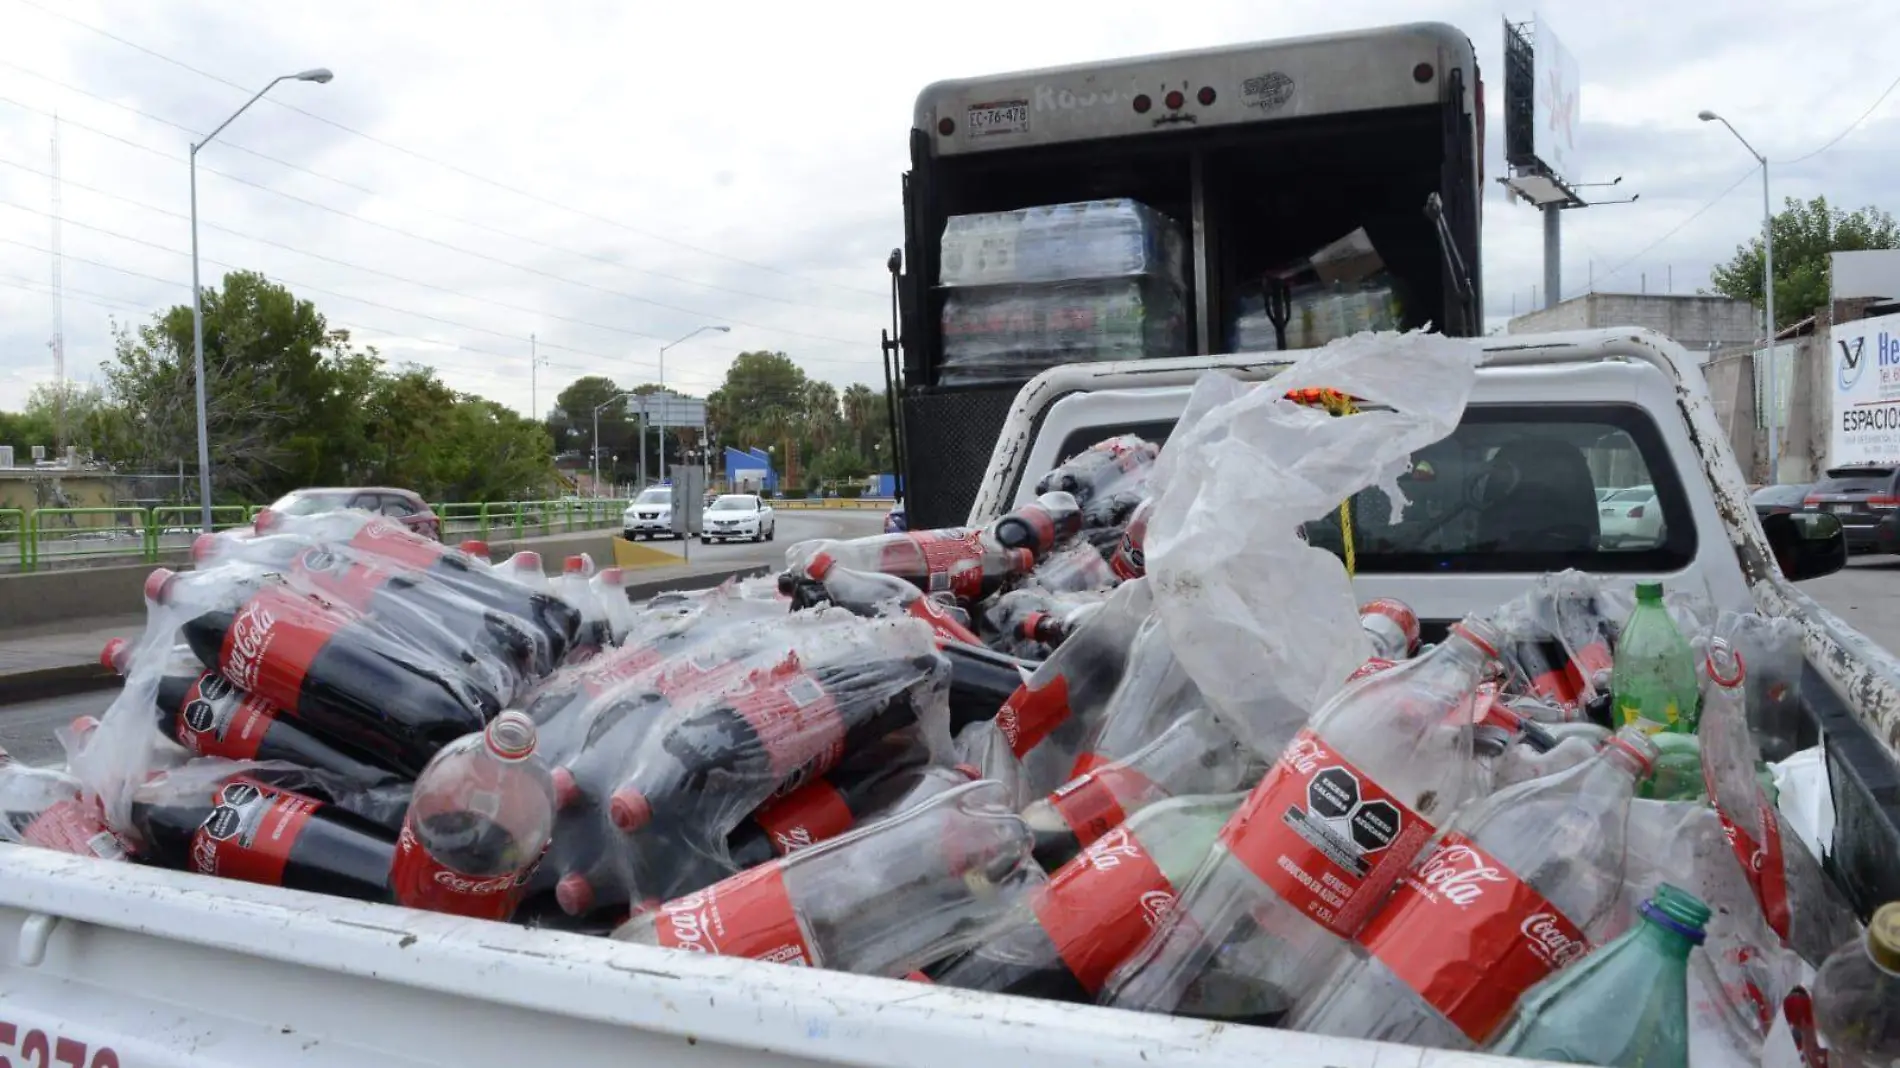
1 328 1895 1067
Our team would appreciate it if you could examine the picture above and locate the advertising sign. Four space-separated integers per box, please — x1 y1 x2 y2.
1830 311 1900 467
1530 18 1580 183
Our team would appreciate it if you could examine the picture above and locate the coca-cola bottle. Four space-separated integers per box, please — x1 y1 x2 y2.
459 539 491 562
99 636 200 677
1030 541 1119 594
253 509 580 663
937 793 1242 1002
1067 611 1196 777
1024 709 1246 871
611 779 1039 977
728 762 978 869
555 555 612 663
994 580 1151 790
606 650 945 834
786 556 984 647
0 751 131 861
153 670 398 787
1699 638 1860 964
1103 616 1504 1020
390 711 555 921
1107 497 1152 581
156 568 494 777
1036 434 1159 508
793 530 1034 604
990 491 1082 559
1360 598 1421 660
983 590 1102 655
1286 726 1661 1048
132 773 394 899
937 641 1033 736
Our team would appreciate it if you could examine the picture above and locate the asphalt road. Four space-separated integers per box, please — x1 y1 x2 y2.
615 508 886 571
1 688 114 767
1798 554 1900 654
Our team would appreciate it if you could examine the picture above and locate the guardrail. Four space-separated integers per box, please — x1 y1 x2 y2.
772 498 895 511
2 498 633 572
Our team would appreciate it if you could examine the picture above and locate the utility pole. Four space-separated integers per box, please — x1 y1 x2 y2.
529 333 538 422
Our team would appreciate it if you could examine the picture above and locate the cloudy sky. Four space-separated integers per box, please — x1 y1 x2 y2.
0 0 1893 425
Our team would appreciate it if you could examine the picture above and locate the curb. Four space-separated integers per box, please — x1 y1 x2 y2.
0 663 122 707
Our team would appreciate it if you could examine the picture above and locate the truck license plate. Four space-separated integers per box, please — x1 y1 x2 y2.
965 100 1029 138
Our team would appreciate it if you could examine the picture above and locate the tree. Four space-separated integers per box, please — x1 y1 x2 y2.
707 351 809 452
549 376 627 477
1710 196 1900 331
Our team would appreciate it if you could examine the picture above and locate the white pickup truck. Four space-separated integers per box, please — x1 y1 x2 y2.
1 328 1895 1068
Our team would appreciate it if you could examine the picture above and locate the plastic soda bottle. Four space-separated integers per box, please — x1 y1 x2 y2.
1611 582 1698 733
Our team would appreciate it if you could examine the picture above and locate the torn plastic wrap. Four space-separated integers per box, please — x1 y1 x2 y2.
1143 331 1482 756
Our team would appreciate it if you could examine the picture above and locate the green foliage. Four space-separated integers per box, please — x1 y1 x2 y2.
705 351 892 487
1709 196 1900 330
3 271 555 504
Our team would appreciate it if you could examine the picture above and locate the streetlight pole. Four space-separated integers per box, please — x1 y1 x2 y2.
1699 109 1778 482
592 392 635 499
190 67 333 532
654 325 729 483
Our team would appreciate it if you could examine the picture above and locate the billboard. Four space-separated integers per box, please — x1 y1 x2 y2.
1829 311 1900 467
1529 18 1580 182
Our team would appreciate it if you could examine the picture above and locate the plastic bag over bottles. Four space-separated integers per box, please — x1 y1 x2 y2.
1143 331 1483 754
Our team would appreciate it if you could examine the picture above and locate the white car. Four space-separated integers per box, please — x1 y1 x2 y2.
702 494 776 543
1598 485 1663 547
621 487 677 540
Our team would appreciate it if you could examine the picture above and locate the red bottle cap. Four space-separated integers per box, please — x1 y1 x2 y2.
609 787 653 833
144 567 177 605
459 539 490 560
511 551 542 573
68 715 100 742
550 766 580 810
1006 548 1035 573
555 872 595 917
190 532 220 563
253 508 280 534
99 637 128 673
563 555 587 575
805 551 836 581
596 567 626 587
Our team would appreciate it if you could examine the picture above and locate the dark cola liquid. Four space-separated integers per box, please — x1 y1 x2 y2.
132 793 394 902
417 810 531 877
934 945 1096 1004
1026 816 1083 874
940 643 1033 735
155 673 398 788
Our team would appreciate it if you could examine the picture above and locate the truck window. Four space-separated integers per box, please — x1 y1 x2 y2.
1300 405 1696 573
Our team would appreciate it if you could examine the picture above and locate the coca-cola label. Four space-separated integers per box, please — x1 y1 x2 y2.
995 673 1071 758
218 586 342 710
1028 825 1176 994
725 670 847 788
1220 727 1435 938
1347 657 1398 683
1357 833 1589 1043
1703 760 1792 941
346 518 445 571
176 671 281 760
651 864 815 966
20 797 130 861
291 546 397 613
389 819 538 921
1046 764 1155 851
189 780 318 887
896 530 990 601
905 596 982 646
1108 501 1149 581
1524 639 1613 713
1359 598 1420 652
752 780 855 857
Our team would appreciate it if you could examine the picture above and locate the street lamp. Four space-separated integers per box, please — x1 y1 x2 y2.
190 67 333 532
592 392 635 499
654 325 729 480
1699 108 1779 482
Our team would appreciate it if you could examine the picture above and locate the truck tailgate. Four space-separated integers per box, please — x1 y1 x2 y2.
0 847 1531 1068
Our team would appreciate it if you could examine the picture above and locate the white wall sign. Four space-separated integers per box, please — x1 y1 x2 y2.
1830 310 1900 467
1530 17 1580 183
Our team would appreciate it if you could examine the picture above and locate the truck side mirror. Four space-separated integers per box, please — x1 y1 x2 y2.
1760 511 1848 582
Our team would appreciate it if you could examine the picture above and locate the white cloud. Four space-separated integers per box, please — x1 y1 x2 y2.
0 0 1894 433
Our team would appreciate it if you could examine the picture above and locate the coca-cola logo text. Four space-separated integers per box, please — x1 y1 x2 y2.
432 869 517 896
1137 889 1175 929
226 600 278 691
1083 827 1144 873
1414 843 1509 906
1283 735 1327 776
772 826 815 853
1520 912 1588 968
661 894 717 954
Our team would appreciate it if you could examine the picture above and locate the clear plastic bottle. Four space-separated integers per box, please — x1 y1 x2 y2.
1488 884 1711 1068
1612 581 1699 733
1812 901 1900 1068
390 710 556 921
791 530 1034 603
1067 611 1196 776
1102 616 1503 1020
1359 598 1421 660
1288 726 1659 1049
612 779 1038 977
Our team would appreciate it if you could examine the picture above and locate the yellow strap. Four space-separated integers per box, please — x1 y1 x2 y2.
1294 389 1361 576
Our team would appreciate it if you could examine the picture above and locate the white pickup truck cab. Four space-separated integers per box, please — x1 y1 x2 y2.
0 328 1893 1067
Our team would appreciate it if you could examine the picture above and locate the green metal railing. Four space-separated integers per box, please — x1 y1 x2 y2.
4 497 634 572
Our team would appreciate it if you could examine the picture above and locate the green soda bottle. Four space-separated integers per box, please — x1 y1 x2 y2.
1489 884 1710 1068
1612 582 1699 733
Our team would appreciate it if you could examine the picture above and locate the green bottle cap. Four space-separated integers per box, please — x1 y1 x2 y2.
1641 883 1711 943
1635 581 1665 603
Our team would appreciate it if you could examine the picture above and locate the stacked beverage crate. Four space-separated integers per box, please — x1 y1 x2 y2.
937 200 1188 387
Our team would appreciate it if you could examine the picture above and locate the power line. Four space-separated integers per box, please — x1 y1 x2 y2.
0 96 874 348
1566 167 1756 299
0 57 881 314
5 0 886 299
1778 71 1900 166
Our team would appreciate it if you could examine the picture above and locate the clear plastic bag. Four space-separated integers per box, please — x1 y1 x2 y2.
1143 331 1482 755
938 199 1186 289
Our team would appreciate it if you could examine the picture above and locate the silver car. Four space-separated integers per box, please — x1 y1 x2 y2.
621 487 678 540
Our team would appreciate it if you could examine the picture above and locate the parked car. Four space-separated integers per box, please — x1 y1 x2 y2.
701 494 775 543
1804 465 1900 554
1752 482 1814 520
1597 484 1662 547
621 487 679 540
266 487 440 540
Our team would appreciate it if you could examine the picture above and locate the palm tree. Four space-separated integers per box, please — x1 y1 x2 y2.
802 382 841 458
842 383 875 457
